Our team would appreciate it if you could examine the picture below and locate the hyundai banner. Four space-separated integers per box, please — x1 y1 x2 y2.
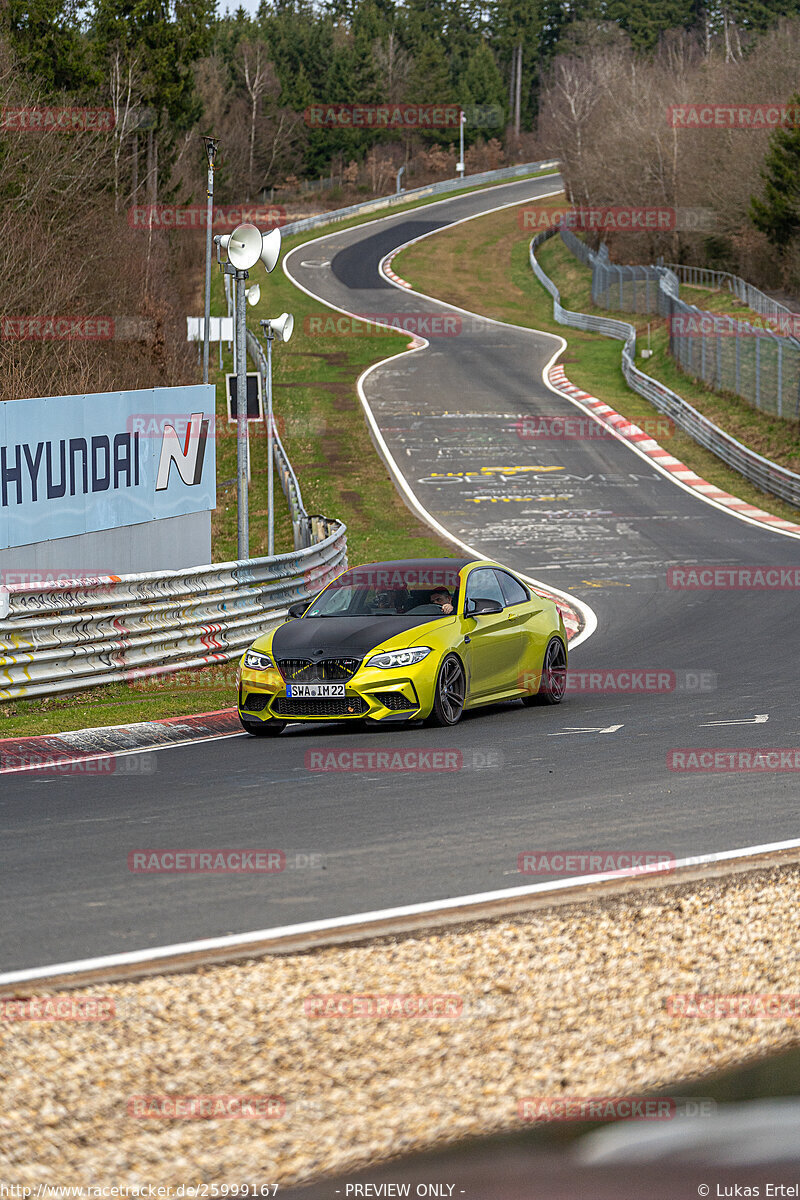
0 385 216 550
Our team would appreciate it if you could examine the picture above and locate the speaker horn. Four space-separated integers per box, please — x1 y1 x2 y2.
245 283 261 307
266 312 294 343
225 222 263 270
260 226 282 273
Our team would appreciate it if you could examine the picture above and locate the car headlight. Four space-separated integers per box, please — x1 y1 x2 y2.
365 647 431 669
244 650 274 672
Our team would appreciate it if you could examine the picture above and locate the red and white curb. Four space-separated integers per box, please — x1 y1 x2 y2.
549 364 800 535
382 253 412 289
0 709 242 774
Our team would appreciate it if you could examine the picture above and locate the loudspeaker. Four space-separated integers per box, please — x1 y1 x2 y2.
225 222 263 270
260 227 282 273
267 312 294 343
245 283 261 307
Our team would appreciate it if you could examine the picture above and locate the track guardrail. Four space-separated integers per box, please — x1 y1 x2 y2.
279 160 559 237
0 522 347 701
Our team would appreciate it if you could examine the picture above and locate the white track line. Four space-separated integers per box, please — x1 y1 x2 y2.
3 836 800 985
282 184 598 650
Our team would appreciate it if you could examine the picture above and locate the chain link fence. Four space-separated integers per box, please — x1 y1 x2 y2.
561 227 800 420
531 228 800 509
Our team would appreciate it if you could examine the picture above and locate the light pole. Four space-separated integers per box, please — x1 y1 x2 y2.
201 136 218 385
456 109 465 178
215 223 282 560
260 313 294 556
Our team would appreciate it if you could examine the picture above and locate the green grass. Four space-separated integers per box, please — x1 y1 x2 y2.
394 202 800 519
3 173 558 738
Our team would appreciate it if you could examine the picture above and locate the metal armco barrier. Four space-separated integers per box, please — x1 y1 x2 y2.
245 328 317 551
530 228 800 509
280 160 559 237
0 525 347 700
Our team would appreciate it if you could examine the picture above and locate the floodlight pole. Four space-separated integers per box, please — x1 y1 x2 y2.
235 268 249 559
201 136 218 385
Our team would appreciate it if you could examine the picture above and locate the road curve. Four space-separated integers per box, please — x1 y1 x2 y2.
1 175 798 973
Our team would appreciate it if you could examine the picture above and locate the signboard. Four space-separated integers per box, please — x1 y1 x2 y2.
0 385 216 551
187 317 233 342
226 373 263 422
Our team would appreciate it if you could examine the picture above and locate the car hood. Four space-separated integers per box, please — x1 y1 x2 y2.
264 615 453 660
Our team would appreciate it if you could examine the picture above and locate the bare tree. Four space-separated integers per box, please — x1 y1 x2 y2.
239 40 276 198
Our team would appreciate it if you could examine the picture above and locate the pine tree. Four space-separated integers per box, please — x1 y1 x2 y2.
750 94 800 251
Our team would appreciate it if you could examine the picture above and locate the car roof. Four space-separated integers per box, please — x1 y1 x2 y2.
352 557 477 572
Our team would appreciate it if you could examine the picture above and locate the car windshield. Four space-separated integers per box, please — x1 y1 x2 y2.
304 566 461 618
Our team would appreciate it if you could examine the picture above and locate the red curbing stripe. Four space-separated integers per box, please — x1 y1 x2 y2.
548 362 800 536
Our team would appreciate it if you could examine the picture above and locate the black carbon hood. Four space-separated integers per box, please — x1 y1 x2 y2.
271 616 431 660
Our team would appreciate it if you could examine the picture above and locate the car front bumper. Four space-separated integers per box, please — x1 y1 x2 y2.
238 662 433 724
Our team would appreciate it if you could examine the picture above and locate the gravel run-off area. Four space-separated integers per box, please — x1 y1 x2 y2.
1 865 799 1187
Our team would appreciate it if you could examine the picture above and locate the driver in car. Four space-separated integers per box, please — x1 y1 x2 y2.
430 587 454 615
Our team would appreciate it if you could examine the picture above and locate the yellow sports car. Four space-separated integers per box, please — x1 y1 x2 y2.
237 557 568 736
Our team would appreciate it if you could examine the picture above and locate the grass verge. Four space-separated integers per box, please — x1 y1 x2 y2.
393 197 800 520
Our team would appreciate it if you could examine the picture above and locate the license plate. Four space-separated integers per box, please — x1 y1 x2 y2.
286 683 346 698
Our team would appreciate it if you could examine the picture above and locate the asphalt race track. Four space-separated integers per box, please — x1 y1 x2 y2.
2 175 799 973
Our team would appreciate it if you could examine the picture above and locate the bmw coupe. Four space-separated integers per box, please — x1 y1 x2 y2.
237 557 568 736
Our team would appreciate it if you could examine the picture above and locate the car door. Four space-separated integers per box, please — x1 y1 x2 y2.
495 568 549 694
462 567 526 701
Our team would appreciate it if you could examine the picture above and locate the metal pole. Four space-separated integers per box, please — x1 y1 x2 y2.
267 329 275 556
202 138 217 385
235 269 249 560
458 111 465 178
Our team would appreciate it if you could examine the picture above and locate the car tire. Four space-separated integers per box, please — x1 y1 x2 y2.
425 654 466 727
239 716 287 737
523 637 567 706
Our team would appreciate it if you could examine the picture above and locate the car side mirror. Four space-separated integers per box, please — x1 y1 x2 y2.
287 601 309 619
466 597 503 616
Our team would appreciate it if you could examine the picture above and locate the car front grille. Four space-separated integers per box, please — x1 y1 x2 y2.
374 691 418 711
277 657 360 682
241 691 271 712
273 696 369 718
